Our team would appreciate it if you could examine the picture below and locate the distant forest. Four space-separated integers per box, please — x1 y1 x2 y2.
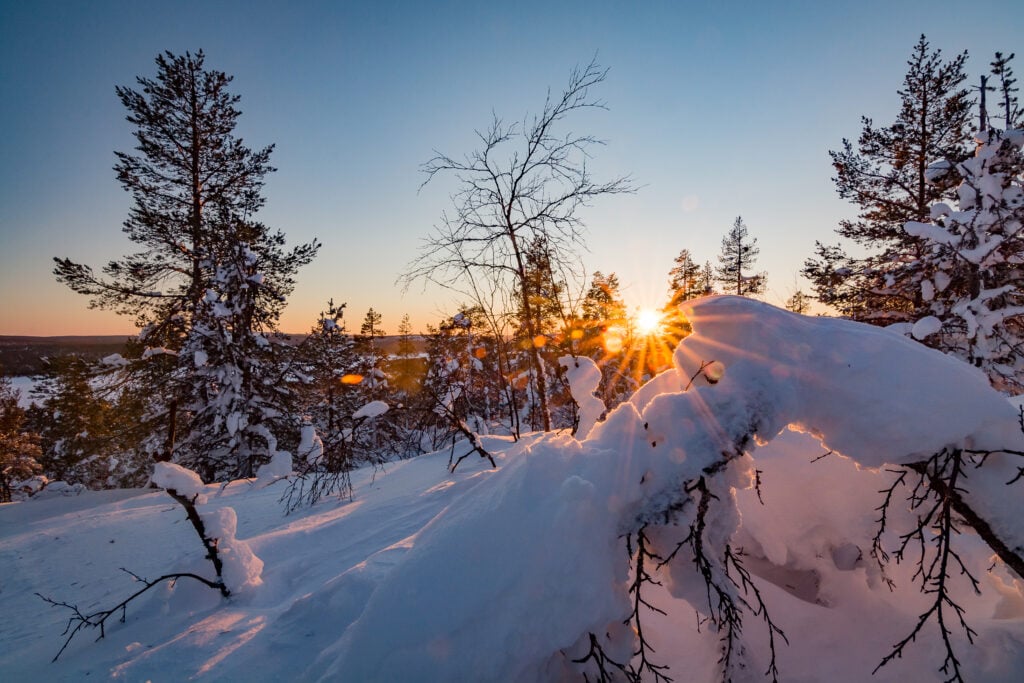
0 336 425 376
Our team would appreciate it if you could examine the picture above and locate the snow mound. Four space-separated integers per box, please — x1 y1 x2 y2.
353 400 389 419
675 296 1014 466
7 297 1023 682
316 296 1023 680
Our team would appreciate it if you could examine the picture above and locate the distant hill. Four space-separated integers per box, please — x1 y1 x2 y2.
0 334 428 376
0 336 132 375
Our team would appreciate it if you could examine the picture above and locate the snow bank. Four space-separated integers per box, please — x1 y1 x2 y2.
317 297 1024 680
9 297 1023 682
674 296 1015 467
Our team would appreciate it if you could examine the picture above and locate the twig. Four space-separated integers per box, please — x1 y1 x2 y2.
37 570 223 661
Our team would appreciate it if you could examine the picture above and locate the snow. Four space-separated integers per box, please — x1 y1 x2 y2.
10 375 40 409
912 315 943 339
298 422 324 465
559 354 604 438
3 297 1023 682
674 296 1012 468
352 400 389 419
140 346 177 359
150 462 264 593
255 450 292 481
151 461 207 500
201 506 264 594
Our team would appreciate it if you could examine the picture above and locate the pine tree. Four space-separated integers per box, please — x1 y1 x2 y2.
396 314 415 357
804 36 973 323
356 308 387 400
786 290 811 314
698 261 716 297
716 217 766 296
295 301 368 472
513 237 572 430
54 51 282 343
666 249 704 307
392 314 424 398
581 271 627 335
359 308 385 340
52 51 317 480
990 52 1020 129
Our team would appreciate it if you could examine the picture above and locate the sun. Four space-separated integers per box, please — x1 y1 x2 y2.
634 308 664 336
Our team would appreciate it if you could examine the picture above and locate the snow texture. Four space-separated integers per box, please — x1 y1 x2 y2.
315 297 1024 680
4 297 1023 682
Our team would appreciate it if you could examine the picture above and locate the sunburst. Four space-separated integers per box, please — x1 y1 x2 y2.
634 308 664 337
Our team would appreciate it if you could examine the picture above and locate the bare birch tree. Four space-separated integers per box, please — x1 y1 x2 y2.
403 59 631 431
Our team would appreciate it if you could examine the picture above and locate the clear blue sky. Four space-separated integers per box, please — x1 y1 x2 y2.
1 0 1021 335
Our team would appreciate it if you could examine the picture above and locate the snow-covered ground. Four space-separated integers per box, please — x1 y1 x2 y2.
8 375 41 409
2 297 1023 681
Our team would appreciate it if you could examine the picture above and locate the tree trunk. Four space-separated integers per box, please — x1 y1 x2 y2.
510 232 551 431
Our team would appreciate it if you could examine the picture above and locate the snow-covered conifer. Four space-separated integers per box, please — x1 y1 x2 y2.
53 51 317 483
177 239 301 480
805 36 973 323
904 123 1024 391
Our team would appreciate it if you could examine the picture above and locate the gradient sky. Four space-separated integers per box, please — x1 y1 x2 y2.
1 0 1021 336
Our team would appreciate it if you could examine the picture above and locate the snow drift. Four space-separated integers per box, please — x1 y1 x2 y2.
3 296 1023 682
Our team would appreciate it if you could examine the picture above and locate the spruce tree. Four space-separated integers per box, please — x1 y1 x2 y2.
28 357 113 486
804 36 973 323
715 217 766 296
